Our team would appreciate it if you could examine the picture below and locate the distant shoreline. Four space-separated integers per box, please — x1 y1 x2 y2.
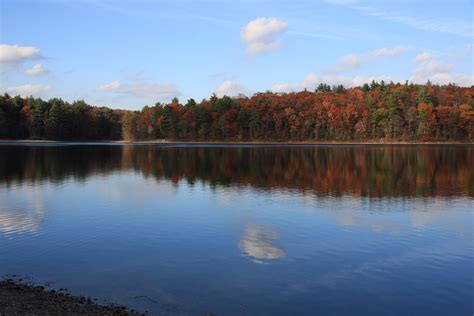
0 139 472 145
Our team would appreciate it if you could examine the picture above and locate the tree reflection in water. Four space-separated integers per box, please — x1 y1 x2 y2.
0 145 472 197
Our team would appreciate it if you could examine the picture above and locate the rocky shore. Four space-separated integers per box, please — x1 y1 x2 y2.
0 279 143 315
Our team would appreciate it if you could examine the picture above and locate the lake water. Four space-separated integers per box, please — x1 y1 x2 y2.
0 144 472 315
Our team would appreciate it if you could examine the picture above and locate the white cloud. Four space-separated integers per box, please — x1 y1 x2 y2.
272 46 402 92
272 83 292 93
427 73 474 86
241 17 288 42
271 43 473 93
0 44 41 64
96 80 122 92
6 84 52 96
246 41 281 55
410 59 473 86
274 61 474 91
24 63 46 76
96 80 180 101
408 47 473 86
240 17 288 55
331 46 410 73
272 73 391 93
371 46 409 58
126 83 180 100
215 80 249 97
414 52 433 62
412 61 452 78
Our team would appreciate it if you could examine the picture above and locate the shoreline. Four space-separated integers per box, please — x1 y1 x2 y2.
0 139 472 146
0 279 143 315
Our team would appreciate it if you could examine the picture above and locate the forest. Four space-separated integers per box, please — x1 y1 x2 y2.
0 81 473 141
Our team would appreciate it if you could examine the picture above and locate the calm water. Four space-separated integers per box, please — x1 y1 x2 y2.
0 144 472 315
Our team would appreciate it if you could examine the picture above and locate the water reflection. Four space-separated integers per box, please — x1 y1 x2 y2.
0 145 472 315
0 204 44 237
239 224 285 264
0 145 472 197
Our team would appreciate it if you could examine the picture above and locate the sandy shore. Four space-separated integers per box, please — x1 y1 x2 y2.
0 279 143 315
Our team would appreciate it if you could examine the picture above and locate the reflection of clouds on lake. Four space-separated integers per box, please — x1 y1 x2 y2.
335 209 400 233
239 224 285 264
0 185 50 238
408 199 472 236
303 196 403 233
302 195 471 236
0 203 44 237
0 183 53 238
97 175 179 201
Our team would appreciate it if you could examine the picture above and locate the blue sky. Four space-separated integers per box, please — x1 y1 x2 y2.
0 0 472 109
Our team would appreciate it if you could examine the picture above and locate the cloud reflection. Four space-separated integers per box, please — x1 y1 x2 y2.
239 224 285 264
0 204 44 237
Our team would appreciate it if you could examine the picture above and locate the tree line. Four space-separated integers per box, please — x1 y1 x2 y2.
1 81 473 141
0 97 123 140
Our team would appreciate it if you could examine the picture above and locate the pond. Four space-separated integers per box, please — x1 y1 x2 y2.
0 144 472 315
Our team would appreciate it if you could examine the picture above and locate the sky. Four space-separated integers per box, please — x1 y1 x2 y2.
0 0 472 109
